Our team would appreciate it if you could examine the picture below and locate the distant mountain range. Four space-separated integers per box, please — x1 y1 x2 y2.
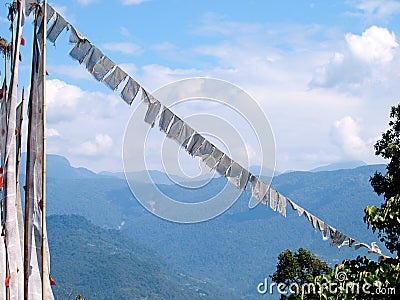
48 215 233 300
309 160 367 172
33 154 388 299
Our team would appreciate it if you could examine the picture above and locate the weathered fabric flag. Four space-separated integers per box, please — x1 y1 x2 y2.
215 155 232 176
317 218 330 241
166 116 184 139
4 2 25 298
68 24 85 44
0 80 7 300
16 101 25 256
186 133 205 156
204 147 223 169
142 90 162 127
330 227 347 246
269 188 279 211
69 40 92 64
92 56 115 81
0 80 7 165
174 123 194 148
304 211 317 229
227 162 242 188
159 108 175 133
25 18 54 300
47 13 67 44
36 3 54 31
120 77 140 105
277 193 287 217
84 46 103 73
196 140 213 160
103 66 127 91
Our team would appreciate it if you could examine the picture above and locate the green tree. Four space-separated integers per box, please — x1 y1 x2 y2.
271 248 332 299
316 104 400 299
272 105 400 299
366 104 400 255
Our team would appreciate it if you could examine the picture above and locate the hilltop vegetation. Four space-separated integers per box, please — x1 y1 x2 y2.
48 215 234 300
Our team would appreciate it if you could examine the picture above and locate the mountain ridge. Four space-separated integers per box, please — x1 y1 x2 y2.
48 214 234 300
40 154 387 298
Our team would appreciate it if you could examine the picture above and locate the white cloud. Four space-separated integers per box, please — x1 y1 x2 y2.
120 27 132 39
121 0 149 5
346 0 400 20
346 26 398 63
43 16 395 173
49 64 93 81
310 26 399 92
71 134 113 156
193 12 262 37
46 79 121 124
330 116 368 158
46 79 81 122
76 0 97 5
102 42 142 55
44 78 132 172
131 21 394 172
76 0 97 4
48 128 61 137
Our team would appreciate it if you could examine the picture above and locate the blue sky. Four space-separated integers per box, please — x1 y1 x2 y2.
1 0 400 173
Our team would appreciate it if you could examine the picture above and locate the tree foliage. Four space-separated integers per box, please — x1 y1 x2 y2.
316 104 400 299
271 248 332 299
366 104 400 255
272 104 400 299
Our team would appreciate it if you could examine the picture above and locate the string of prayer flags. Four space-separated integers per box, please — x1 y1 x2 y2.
51 3 389 259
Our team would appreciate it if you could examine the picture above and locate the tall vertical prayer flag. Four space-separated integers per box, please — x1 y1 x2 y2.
24 9 54 299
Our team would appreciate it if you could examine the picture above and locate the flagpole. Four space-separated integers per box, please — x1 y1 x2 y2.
41 0 48 299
